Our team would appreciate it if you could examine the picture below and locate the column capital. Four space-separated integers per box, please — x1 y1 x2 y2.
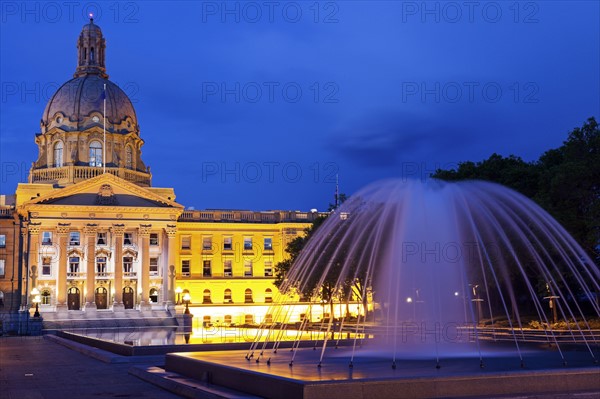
112 223 126 237
28 222 42 235
56 223 71 236
165 224 177 237
139 224 152 237
83 223 98 236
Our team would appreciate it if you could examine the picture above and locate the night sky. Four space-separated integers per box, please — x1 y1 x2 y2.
1 1 598 211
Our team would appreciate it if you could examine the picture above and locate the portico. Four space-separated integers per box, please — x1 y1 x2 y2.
16 173 184 315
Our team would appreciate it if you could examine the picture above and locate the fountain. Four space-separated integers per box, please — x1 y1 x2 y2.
165 179 600 399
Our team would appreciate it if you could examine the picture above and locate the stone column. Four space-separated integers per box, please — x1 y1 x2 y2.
83 224 97 310
165 224 177 305
112 224 125 310
139 224 151 310
20 226 29 311
27 223 41 310
56 223 70 310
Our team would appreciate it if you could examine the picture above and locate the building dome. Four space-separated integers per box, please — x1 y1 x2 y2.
30 18 151 188
42 76 138 133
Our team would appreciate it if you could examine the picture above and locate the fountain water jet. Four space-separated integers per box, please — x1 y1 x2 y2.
165 179 600 399
249 179 600 367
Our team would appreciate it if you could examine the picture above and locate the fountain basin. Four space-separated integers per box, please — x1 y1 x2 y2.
164 345 600 399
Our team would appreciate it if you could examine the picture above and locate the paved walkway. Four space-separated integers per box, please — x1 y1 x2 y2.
0 336 181 399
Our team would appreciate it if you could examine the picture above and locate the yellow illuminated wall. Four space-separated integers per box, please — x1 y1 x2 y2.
174 222 308 310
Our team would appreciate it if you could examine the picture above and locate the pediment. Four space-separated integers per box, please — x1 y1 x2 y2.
24 173 184 209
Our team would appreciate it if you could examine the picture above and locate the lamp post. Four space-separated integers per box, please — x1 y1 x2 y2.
31 288 41 318
470 284 484 324
543 282 560 324
175 287 183 305
183 293 191 315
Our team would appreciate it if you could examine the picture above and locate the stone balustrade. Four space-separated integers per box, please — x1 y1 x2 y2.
179 209 326 223
29 165 151 187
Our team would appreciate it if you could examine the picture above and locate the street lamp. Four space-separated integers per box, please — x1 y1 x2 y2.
470 284 484 324
183 293 191 315
175 287 183 305
31 288 41 318
543 282 560 324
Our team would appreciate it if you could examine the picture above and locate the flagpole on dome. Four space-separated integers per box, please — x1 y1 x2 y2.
103 83 106 174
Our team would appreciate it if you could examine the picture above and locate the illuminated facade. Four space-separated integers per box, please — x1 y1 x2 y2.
0 19 320 331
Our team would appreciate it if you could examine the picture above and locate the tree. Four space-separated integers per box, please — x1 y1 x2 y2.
273 216 327 290
433 117 600 263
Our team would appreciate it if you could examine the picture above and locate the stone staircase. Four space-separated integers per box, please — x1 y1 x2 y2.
41 309 178 331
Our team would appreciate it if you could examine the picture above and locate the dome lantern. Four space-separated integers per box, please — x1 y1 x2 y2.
74 15 108 79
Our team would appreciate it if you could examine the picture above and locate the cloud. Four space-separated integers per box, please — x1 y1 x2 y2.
327 110 479 168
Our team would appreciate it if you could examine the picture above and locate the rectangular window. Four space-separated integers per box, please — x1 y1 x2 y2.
264 261 273 277
123 256 133 273
0 259 5 277
244 260 253 277
96 232 107 246
181 260 190 275
124 233 133 246
181 236 191 250
202 236 212 250
150 257 159 275
203 260 212 277
0 234 6 248
243 237 253 250
223 237 232 251
96 257 107 273
69 232 80 246
68 257 79 273
150 233 159 246
223 260 232 277
42 257 52 275
42 232 52 246
264 237 273 251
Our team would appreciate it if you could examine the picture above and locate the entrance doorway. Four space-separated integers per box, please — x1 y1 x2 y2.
149 288 159 303
95 287 108 309
67 287 80 310
123 287 134 309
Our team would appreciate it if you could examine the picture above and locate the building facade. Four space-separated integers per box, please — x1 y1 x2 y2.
0 19 321 332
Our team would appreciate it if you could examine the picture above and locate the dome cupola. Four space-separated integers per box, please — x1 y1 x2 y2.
30 18 151 187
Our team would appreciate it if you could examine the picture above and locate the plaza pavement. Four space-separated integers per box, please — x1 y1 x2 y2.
0 336 180 399
1 335 598 399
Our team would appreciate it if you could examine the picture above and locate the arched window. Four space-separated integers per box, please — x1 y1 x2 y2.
125 146 133 169
90 47 95 62
224 288 232 303
244 289 253 303
41 289 51 305
244 314 254 324
89 141 102 167
54 141 64 167
203 289 212 304
224 314 232 326
0 291 4 309
265 288 273 303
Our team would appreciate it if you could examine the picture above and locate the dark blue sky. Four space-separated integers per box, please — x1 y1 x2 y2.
1 1 599 211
